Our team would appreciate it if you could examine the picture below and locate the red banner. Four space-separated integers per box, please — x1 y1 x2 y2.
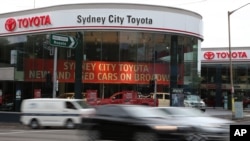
24 58 183 84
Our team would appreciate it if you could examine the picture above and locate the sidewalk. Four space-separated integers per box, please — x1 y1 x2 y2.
206 107 250 122
0 122 28 129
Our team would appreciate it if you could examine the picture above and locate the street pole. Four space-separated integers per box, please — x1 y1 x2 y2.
52 47 58 98
228 3 250 119
74 32 83 99
154 74 157 106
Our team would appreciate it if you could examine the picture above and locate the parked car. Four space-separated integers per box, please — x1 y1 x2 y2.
154 107 234 141
0 102 14 111
91 91 157 107
150 92 170 107
184 94 206 112
243 97 250 108
217 96 250 108
79 104 207 141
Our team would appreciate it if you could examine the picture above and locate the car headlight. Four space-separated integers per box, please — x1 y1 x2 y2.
200 101 206 106
152 125 178 131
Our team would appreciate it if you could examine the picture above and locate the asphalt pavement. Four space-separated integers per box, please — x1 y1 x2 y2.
1 107 250 129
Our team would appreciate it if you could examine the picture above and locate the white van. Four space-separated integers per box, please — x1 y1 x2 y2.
20 98 95 129
150 92 170 107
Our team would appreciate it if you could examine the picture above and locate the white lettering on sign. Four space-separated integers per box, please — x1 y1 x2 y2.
234 129 247 136
52 35 68 42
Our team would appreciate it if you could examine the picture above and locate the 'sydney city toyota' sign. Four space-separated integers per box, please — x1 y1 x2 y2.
5 15 52 32
203 51 248 60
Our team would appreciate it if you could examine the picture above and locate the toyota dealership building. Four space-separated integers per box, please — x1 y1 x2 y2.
201 47 250 107
0 3 204 110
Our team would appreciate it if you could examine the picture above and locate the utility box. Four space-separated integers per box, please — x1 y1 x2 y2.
234 101 243 119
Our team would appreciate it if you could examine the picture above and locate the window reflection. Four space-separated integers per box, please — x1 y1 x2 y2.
0 31 198 100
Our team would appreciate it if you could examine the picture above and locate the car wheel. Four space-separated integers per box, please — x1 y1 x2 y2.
185 133 207 141
29 119 40 129
133 132 157 141
65 119 75 129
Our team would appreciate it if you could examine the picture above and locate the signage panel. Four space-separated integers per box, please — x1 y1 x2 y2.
49 34 77 48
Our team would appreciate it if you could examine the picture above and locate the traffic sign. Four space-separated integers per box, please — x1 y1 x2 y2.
49 34 78 48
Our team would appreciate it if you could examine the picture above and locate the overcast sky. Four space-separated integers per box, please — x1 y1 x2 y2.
1 0 250 48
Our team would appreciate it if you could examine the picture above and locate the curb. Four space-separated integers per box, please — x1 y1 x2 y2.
213 114 250 122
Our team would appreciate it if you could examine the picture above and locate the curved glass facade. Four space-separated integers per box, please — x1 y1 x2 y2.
0 31 199 99
0 3 203 110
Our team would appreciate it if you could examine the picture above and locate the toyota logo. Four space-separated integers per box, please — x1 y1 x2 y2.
5 18 17 31
204 52 215 60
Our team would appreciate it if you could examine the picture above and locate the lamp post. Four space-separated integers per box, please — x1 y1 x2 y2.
228 3 250 119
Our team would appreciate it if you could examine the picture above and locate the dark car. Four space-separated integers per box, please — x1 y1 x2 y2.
154 107 234 141
0 102 14 111
243 97 250 108
79 104 207 141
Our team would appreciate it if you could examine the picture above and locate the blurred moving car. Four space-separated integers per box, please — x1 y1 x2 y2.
79 104 207 141
184 94 206 112
20 98 95 129
155 107 234 141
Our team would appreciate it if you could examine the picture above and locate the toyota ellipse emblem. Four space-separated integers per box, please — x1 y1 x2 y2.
5 18 17 31
204 52 215 60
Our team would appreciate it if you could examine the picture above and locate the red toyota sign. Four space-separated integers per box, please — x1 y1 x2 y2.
5 15 52 32
5 18 16 31
215 51 247 59
203 52 215 60
203 51 248 60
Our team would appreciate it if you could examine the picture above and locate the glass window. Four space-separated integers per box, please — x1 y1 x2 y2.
156 94 163 99
235 64 248 84
65 101 76 109
221 65 229 83
0 31 200 103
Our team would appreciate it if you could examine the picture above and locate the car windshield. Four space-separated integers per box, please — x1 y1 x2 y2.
159 107 208 117
124 106 166 118
186 95 201 101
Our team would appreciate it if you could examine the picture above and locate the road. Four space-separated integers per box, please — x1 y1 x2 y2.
1 120 250 141
0 128 83 141
0 108 250 141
